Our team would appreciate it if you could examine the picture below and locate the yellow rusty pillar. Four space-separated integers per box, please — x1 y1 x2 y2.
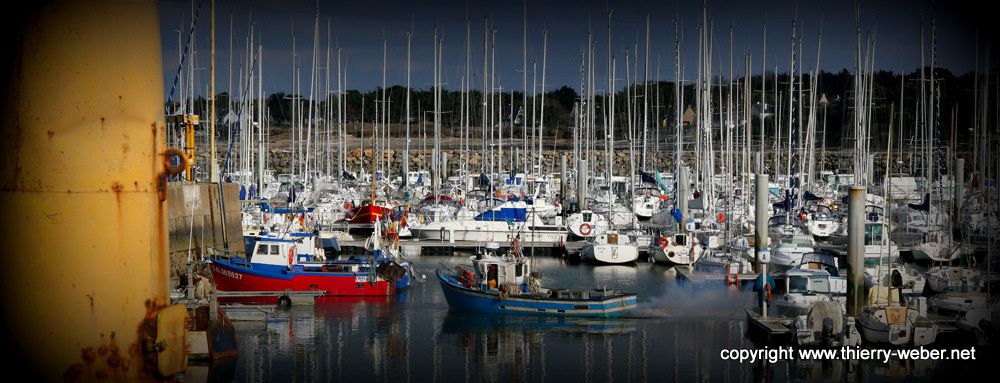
0 0 183 380
185 116 197 181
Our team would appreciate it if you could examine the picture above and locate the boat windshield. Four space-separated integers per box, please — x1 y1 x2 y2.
788 275 831 294
781 237 813 247
864 224 884 245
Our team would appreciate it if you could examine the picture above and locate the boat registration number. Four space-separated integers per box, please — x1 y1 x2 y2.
212 265 242 280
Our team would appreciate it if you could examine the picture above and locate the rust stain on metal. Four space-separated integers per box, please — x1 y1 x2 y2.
81 347 96 364
157 174 167 202
106 332 124 370
65 318 140 381
134 297 166 377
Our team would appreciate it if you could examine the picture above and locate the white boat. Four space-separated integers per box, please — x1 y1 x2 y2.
911 232 963 262
858 287 937 346
565 210 609 238
928 292 988 314
768 215 806 238
804 205 840 238
580 231 639 265
649 232 703 266
631 187 662 220
410 215 567 244
925 266 985 294
769 234 815 271
774 267 846 317
860 222 924 292
591 201 633 227
410 201 567 244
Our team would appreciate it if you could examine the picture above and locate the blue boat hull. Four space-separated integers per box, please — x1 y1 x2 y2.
435 270 636 317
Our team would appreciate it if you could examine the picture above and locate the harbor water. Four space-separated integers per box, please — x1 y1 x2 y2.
222 254 992 382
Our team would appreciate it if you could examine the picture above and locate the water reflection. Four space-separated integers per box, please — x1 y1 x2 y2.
224 255 991 383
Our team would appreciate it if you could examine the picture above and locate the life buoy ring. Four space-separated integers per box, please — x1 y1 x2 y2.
658 236 669 249
799 211 807 222
459 269 474 288
163 147 189 175
579 223 593 236
288 247 295 266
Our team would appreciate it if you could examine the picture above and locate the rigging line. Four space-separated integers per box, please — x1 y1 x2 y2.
165 0 205 115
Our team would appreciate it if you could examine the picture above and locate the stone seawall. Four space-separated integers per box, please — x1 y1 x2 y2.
260 148 958 177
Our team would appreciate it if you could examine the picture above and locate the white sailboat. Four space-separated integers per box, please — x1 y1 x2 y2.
579 18 638 266
649 232 702 266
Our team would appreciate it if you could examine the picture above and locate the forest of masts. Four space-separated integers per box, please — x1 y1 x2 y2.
166 2 998 197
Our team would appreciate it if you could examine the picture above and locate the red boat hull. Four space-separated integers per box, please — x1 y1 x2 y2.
348 203 391 224
210 262 394 303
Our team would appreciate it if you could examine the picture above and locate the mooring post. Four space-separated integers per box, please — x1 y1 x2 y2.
755 173 768 273
847 185 866 316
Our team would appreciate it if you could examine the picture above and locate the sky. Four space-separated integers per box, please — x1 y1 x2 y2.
159 0 989 98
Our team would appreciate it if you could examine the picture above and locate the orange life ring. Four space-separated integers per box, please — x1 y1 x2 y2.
717 213 725 223
579 223 593 236
799 211 807 222
459 269 474 288
288 247 295 266
658 236 669 249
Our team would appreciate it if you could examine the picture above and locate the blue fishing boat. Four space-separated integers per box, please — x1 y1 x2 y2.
436 242 637 317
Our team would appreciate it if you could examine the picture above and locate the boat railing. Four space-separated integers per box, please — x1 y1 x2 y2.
210 248 251 266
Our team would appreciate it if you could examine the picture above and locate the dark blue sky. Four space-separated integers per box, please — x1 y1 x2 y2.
160 0 986 97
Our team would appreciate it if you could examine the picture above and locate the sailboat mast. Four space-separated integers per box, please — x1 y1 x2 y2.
304 4 319 183
291 25 296 178
523 1 529 175
643 14 650 172
324 18 331 177
210 0 217 182
538 30 548 174
405 31 412 187
258 45 264 192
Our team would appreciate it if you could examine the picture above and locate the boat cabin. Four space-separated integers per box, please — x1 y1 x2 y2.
786 269 847 297
471 244 530 291
250 237 325 271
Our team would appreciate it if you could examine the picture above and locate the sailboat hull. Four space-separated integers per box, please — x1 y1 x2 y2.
580 243 639 264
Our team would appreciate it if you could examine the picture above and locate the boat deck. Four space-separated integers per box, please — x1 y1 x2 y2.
746 309 793 344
